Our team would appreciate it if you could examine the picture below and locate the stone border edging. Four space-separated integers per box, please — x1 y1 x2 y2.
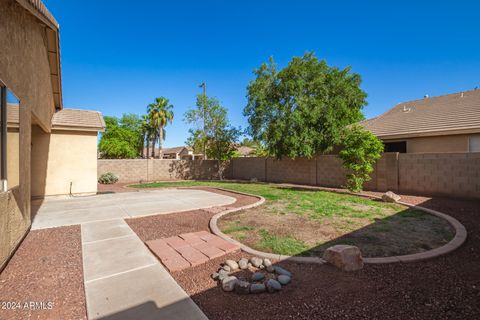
207 185 467 264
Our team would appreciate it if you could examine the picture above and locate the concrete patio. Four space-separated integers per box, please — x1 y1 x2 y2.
29 189 236 320
31 189 236 230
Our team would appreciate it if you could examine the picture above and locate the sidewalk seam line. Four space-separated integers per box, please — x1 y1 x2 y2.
85 262 158 284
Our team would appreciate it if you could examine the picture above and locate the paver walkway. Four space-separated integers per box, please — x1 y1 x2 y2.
32 189 236 230
146 231 240 272
30 190 236 320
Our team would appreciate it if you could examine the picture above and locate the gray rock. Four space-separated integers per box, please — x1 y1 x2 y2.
223 265 231 272
250 257 263 268
225 259 239 270
218 273 228 281
273 266 292 277
277 275 291 285
382 191 401 203
222 276 238 292
266 265 274 273
251 272 265 282
263 258 272 267
250 283 266 294
247 263 253 268
238 258 248 269
235 280 250 294
266 279 282 293
211 272 219 280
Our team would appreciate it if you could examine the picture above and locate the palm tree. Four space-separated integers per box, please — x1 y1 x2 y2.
147 97 174 158
140 115 151 158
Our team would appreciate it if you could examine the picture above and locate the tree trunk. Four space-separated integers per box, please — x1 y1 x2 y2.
145 133 149 159
158 126 163 159
151 131 156 158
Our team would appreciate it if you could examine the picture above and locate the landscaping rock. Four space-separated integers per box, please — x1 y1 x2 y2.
323 245 364 272
266 265 274 273
211 272 219 280
266 279 282 293
263 258 272 267
382 191 401 203
277 275 291 285
218 269 229 281
250 283 266 294
223 265 231 272
251 257 263 268
235 280 251 294
247 262 253 268
238 258 249 269
225 259 239 270
251 272 265 282
222 276 238 292
273 266 292 277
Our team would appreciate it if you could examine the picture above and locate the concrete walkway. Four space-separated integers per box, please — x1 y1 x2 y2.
31 189 236 319
82 219 208 320
32 189 236 230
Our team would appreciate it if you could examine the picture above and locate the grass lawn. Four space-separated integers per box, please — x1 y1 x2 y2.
130 181 455 257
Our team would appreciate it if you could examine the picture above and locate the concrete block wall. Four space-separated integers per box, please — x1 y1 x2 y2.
398 153 480 198
97 159 228 183
267 158 317 185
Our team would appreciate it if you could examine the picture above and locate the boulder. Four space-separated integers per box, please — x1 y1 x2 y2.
266 279 282 293
273 266 292 277
251 272 265 282
382 191 401 203
238 258 249 269
250 283 266 294
277 275 291 285
323 245 364 272
235 280 251 294
225 259 239 270
250 257 263 268
222 276 238 292
263 258 272 267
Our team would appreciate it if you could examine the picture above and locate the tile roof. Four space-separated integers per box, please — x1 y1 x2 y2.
360 89 480 139
163 146 189 154
52 109 105 131
7 105 105 132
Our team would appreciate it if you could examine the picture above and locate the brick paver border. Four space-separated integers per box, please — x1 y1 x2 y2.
207 185 468 264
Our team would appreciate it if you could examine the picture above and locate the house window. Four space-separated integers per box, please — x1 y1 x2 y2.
469 136 480 152
384 141 407 153
0 81 20 192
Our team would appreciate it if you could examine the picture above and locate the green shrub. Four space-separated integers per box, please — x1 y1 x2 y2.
339 125 384 192
98 172 119 184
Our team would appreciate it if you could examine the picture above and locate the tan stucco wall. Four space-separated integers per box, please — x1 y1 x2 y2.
0 0 57 268
6 130 20 189
31 127 98 198
407 135 470 153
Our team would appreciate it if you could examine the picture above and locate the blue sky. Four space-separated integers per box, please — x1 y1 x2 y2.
44 0 480 148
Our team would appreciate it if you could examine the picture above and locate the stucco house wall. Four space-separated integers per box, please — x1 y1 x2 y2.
31 127 99 198
0 0 57 269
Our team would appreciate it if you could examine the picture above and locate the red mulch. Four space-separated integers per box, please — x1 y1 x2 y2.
0 226 86 320
127 186 480 320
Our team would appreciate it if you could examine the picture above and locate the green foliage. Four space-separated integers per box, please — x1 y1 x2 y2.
258 229 308 256
244 52 366 159
147 97 174 157
98 172 119 184
98 114 143 159
339 125 384 192
184 95 241 160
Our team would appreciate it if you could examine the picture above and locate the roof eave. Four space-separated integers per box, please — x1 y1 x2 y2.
376 127 480 140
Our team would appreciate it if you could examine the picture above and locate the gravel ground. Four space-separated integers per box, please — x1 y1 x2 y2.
0 226 86 320
127 186 480 320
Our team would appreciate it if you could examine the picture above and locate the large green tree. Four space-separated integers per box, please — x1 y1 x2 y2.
184 95 240 160
244 52 366 158
147 97 174 158
98 114 143 159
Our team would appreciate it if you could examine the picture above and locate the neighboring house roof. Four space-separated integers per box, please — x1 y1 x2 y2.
163 146 189 154
237 146 254 156
360 89 480 139
52 109 105 132
7 105 105 132
15 0 62 109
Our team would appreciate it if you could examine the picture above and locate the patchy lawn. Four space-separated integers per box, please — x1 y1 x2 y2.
130 181 455 257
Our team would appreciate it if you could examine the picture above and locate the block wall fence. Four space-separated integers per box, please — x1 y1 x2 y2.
98 152 480 199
